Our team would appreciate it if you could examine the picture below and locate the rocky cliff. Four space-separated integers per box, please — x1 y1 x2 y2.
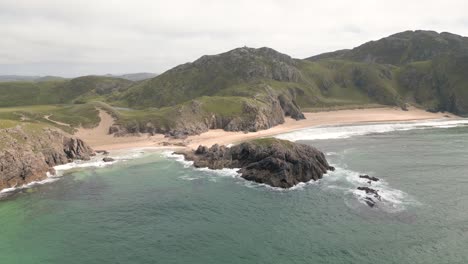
0 124 94 191
176 138 334 188
110 86 304 138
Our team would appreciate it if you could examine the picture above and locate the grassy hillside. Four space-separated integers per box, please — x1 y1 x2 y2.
118 47 404 110
1 30 468 138
0 103 105 133
308 30 468 65
0 76 133 107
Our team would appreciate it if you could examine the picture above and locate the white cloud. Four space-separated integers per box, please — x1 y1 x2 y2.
0 0 467 76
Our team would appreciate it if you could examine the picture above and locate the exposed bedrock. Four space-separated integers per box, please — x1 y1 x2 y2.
0 126 94 192
175 138 334 188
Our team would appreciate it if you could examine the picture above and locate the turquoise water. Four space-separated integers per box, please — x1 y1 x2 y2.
1 124 468 263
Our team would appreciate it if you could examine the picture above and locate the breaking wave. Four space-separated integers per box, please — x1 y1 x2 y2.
275 119 468 141
0 149 147 197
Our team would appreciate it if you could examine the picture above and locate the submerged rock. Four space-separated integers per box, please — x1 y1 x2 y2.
175 138 334 188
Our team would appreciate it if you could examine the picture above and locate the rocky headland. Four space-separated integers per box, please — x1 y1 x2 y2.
0 124 94 192
175 138 334 188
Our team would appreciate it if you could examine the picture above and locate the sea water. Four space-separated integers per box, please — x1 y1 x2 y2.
1 120 468 264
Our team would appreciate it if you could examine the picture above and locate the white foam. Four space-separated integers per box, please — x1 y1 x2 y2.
275 119 468 141
163 151 241 179
163 151 418 212
322 167 419 212
162 151 194 168
0 178 59 196
0 149 148 197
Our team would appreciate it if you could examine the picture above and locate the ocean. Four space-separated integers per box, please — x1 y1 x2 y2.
1 119 468 264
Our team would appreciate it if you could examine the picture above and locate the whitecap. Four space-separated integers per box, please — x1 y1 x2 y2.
322 167 420 212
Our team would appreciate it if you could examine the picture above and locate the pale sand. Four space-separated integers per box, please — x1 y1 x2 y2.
76 107 458 152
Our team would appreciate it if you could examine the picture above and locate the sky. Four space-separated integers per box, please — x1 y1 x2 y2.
1 0 467 77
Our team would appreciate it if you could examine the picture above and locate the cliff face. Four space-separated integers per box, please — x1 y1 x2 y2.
110 87 304 138
176 138 334 188
0 124 94 191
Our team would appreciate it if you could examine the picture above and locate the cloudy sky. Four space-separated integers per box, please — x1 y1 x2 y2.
1 0 467 77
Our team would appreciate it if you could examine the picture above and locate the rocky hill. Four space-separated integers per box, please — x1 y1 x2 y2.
308 30 468 65
1 30 468 138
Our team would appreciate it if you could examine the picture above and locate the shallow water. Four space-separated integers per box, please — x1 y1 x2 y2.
1 123 468 263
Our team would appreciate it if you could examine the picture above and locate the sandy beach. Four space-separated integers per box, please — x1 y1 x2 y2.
76 107 458 152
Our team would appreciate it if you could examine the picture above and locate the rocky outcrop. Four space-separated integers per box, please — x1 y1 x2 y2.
175 138 334 188
359 175 380 182
0 124 94 192
357 187 382 207
110 87 305 139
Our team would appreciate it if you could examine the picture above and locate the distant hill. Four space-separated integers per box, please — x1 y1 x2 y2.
307 30 468 65
307 30 468 113
104 72 158 81
0 76 133 107
0 75 66 82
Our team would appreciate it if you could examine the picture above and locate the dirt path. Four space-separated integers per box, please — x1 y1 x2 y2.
44 115 71 127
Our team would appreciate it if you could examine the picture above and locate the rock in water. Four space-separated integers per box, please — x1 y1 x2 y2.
102 157 115 162
359 175 380 182
357 186 382 207
176 138 334 188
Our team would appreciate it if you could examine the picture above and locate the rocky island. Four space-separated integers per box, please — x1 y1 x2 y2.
176 138 334 188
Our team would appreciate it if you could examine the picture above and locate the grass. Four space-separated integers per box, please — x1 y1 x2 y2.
250 138 295 148
0 103 101 134
198 96 245 116
0 76 133 107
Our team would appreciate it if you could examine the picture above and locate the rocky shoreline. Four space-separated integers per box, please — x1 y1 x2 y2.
175 138 335 188
0 125 94 192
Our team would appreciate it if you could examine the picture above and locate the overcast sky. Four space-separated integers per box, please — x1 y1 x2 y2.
1 0 467 77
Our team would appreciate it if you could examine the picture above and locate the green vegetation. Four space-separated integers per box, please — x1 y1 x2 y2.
2 30 468 137
0 103 102 133
251 138 295 148
0 76 132 107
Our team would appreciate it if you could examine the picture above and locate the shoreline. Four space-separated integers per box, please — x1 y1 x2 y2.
76 107 461 153
1 107 464 197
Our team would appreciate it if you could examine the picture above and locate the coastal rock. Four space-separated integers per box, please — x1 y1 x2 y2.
0 125 94 192
102 157 115 162
359 175 380 182
176 138 334 188
357 186 382 207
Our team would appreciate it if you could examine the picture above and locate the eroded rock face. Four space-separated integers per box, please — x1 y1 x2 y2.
0 125 94 191
176 139 334 188
110 89 305 139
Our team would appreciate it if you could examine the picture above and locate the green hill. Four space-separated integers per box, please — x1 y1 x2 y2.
0 76 133 107
1 30 468 137
308 30 468 65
